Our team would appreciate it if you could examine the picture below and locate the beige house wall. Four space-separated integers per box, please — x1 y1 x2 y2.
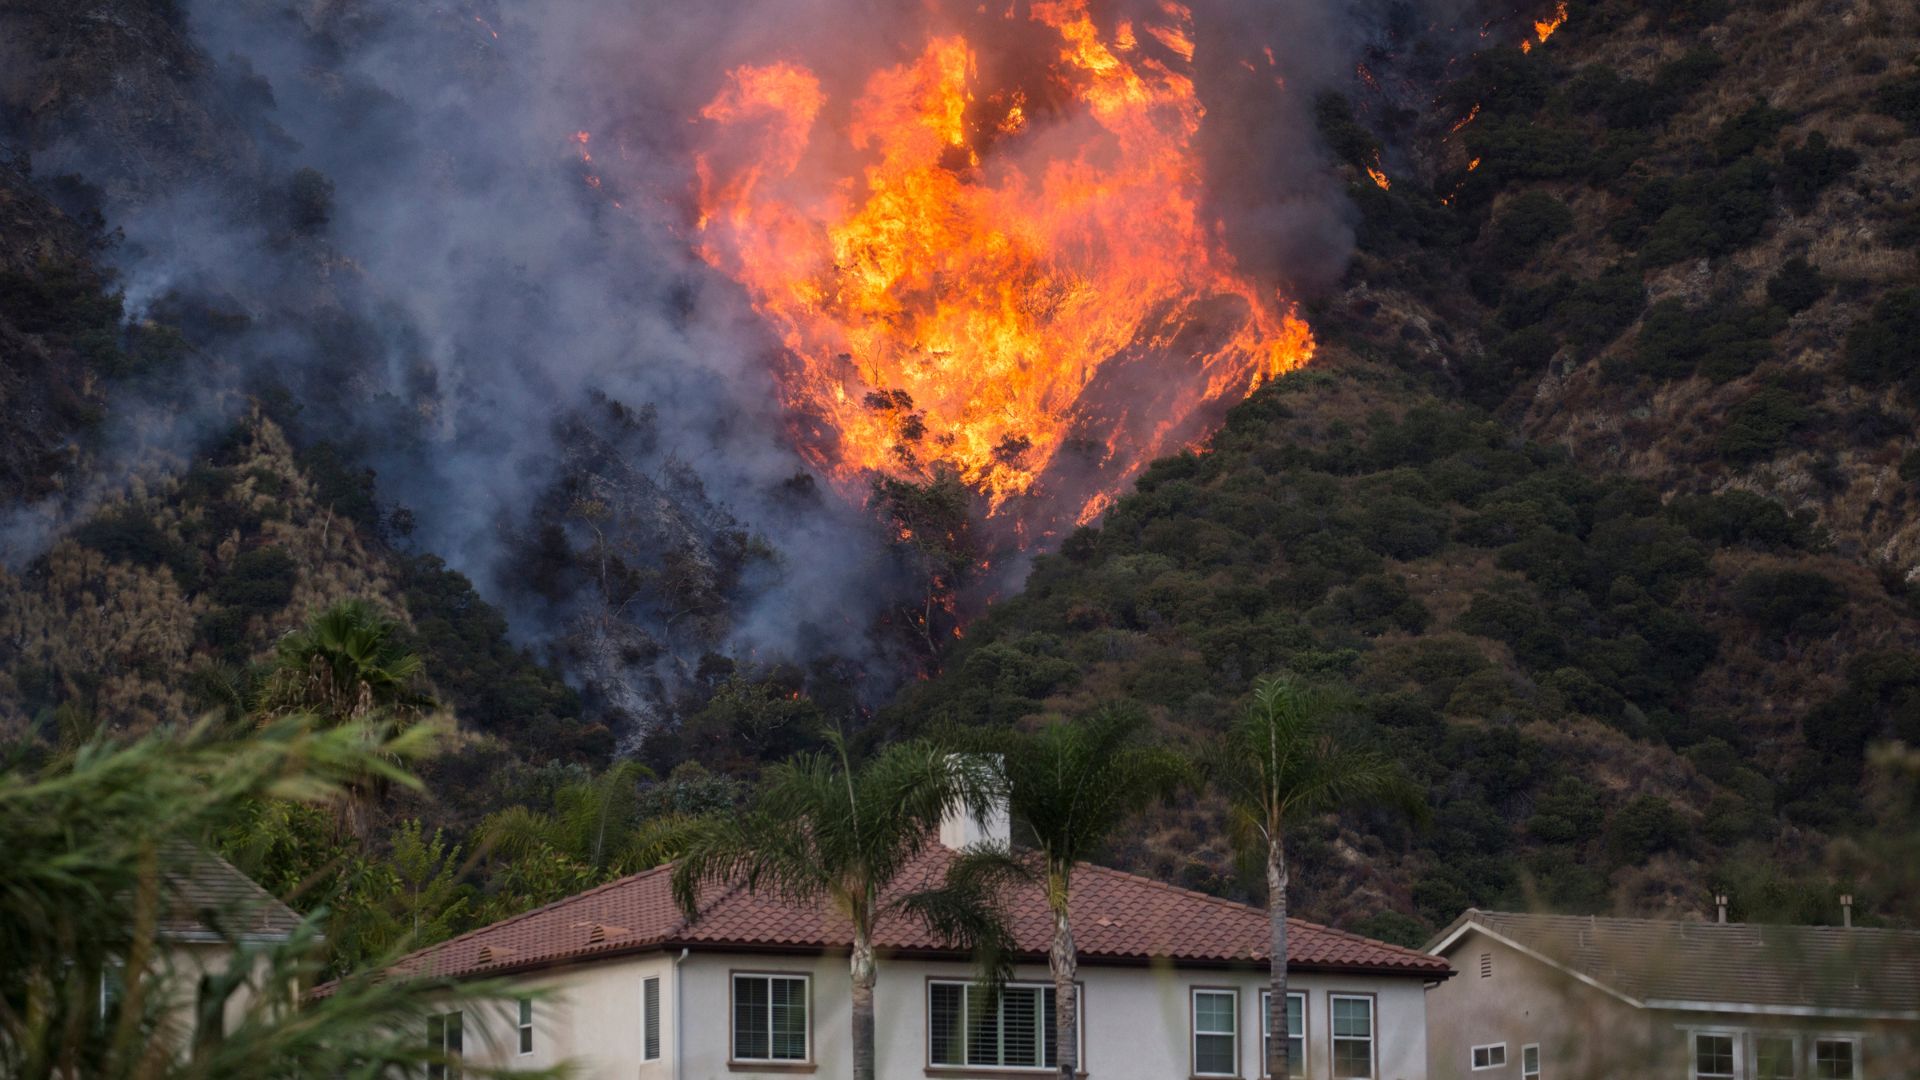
1425 927 1920 1080
455 949 1435 1079
1425 927 1662 1079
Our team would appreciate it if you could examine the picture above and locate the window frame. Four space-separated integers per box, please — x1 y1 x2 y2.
729 970 812 1065
925 977 1076 1072
515 997 534 1057
1190 986 1241 1078
1471 1043 1508 1070
1328 992 1377 1080
1811 1036 1860 1080
1688 1029 1740 1080
1521 1042 1540 1079
1257 989 1308 1078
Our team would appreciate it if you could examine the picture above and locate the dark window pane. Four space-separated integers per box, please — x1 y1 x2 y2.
735 977 769 1060
644 978 661 1060
770 978 807 1061
1196 1032 1236 1075
930 984 965 1065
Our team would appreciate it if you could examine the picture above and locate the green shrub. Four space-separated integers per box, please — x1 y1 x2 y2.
72 512 204 590
1711 99 1791 162
1489 191 1575 264
1607 794 1686 864
1844 287 1920 391
1778 132 1860 214
1314 92 1380 169
1874 72 1920 132
1668 491 1813 550
1734 568 1846 638
1719 386 1811 463
1766 257 1827 314
211 546 299 614
0 260 123 337
1629 300 1779 383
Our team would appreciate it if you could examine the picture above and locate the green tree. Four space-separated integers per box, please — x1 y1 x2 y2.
255 600 434 839
0 716 553 1079
1206 676 1422 1080
671 735 1018 1080
479 760 691 907
985 706 1190 1080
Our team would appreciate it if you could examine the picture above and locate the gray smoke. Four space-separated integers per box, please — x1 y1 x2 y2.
13 0 1442 730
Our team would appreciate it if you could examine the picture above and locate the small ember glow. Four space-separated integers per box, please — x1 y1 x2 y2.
693 0 1314 536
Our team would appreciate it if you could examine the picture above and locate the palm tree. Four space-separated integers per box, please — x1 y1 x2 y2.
671 734 1019 1080
990 705 1190 1080
255 600 432 726
1208 675 1422 1080
254 600 433 839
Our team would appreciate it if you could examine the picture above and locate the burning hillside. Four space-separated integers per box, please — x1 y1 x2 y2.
692 0 1315 541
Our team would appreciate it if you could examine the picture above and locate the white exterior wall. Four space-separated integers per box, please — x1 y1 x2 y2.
456 949 1430 1080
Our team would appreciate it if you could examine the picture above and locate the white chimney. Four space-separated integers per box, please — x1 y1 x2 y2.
939 756 1010 850
1841 894 1854 929
1715 894 1729 924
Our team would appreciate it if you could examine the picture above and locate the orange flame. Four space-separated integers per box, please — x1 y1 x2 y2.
692 1 1313 532
1533 0 1569 45
1365 151 1391 191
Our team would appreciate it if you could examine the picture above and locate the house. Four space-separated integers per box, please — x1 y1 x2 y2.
1423 908 1920 1080
379 808 1452 1079
146 844 305 1040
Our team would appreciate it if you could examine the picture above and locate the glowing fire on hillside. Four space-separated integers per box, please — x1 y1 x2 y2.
692 0 1314 540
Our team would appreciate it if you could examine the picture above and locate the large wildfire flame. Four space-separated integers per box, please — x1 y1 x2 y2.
692 0 1313 540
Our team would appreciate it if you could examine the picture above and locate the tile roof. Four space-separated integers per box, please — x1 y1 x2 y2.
365 847 1450 986
1430 909 1920 1018
160 843 305 941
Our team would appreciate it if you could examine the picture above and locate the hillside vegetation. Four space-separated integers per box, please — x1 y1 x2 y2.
2 0 1918 965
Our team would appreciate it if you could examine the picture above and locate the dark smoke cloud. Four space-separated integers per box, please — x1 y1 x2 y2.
12 0 1457 732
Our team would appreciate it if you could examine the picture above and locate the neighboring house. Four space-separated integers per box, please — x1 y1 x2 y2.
379 809 1452 1079
147 845 305 1040
1423 909 1920 1080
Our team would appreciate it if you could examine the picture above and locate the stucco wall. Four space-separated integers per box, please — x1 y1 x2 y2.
454 949 1432 1079
1426 927 1920 1080
1426 927 1659 1080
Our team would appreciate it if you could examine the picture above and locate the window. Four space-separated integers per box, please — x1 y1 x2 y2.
1813 1038 1857 1080
643 976 662 1061
1522 1043 1540 1079
1259 991 1306 1077
1330 995 1375 1079
427 1010 463 1080
1192 989 1238 1077
1754 1035 1798 1079
732 974 808 1063
1692 1033 1735 1080
1472 1044 1508 1069
516 998 534 1056
929 980 1059 1069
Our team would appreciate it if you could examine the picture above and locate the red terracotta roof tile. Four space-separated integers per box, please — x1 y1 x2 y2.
362 847 1449 987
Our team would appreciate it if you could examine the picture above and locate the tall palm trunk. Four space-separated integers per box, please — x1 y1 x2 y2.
851 929 877 1080
1266 831 1291 1080
1050 903 1078 1080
